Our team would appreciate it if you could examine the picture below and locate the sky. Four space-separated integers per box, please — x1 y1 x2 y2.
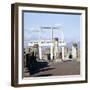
23 11 80 47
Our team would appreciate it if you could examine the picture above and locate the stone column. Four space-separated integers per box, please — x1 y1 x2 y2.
62 46 64 60
51 44 53 60
72 45 77 59
39 46 42 59
53 38 59 60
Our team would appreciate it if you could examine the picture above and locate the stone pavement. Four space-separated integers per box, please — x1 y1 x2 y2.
24 60 80 77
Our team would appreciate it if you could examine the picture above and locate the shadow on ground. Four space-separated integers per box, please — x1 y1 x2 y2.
26 53 54 76
35 74 52 77
28 61 49 76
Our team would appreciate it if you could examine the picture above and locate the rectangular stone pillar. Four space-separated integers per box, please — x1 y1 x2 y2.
72 46 77 59
62 47 64 60
51 44 53 60
39 46 42 59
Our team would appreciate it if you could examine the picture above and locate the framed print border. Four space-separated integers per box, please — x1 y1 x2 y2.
11 3 88 87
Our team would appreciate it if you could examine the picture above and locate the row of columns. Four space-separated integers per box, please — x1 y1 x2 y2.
38 44 77 60
38 44 65 60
